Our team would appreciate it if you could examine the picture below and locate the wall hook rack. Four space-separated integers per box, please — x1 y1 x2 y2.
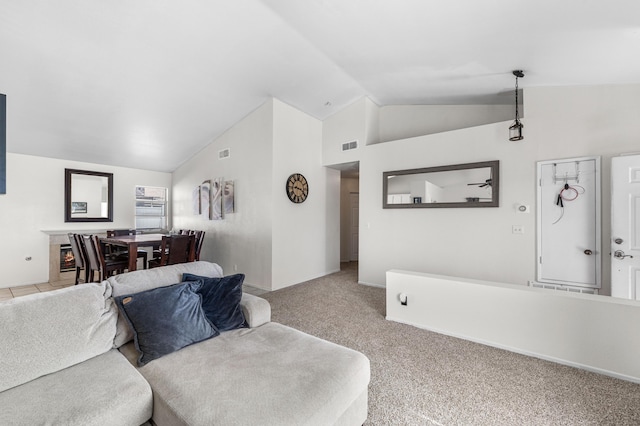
552 161 581 184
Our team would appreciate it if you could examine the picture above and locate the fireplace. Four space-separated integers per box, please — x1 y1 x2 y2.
60 244 75 272
45 230 104 285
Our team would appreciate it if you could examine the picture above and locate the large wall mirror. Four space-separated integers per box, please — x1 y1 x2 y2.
65 169 113 222
383 160 499 208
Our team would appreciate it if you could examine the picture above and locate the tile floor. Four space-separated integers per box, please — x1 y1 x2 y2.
0 281 74 302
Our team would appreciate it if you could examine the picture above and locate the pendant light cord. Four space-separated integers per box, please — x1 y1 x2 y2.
514 75 520 121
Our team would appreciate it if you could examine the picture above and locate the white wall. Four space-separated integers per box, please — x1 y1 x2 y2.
323 98 513 168
172 101 275 289
172 99 340 291
359 122 535 287
271 100 340 290
527 84 640 295
378 104 513 143
387 270 640 383
0 153 172 288
325 84 640 292
323 98 370 167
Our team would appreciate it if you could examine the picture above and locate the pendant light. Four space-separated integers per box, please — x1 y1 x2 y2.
509 70 524 141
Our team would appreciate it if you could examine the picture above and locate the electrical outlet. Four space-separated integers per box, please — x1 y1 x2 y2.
399 293 407 306
234 264 238 271
512 225 524 234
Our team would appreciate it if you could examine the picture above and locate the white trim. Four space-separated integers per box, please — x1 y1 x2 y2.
358 280 385 288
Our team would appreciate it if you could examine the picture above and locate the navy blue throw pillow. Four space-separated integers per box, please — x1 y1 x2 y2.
182 273 247 331
115 281 219 366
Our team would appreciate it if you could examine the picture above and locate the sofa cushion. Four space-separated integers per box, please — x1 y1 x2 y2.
0 349 152 426
119 322 370 425
182 272 247 331
108 261 224 348
115 281 219 366
0 282 117 393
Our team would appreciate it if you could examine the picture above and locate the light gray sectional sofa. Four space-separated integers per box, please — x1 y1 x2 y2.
0 262 370 425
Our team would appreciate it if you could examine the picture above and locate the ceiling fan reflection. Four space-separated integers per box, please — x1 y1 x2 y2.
467 179 492 188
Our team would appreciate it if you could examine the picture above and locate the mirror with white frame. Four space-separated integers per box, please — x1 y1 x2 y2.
64 169 113 222
383 161 499 208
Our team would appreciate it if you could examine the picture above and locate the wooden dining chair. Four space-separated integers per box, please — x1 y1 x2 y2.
81 234 129 282
68 233 89 285
193 230 205 261
148 234 195 268
106 229 149 269
152 230 190 259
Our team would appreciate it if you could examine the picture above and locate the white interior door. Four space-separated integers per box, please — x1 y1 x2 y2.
350 193 359 261
537 157 601 287
611 154 640 300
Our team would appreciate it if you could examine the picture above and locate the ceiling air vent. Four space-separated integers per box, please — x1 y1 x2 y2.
342 140 358 151
218 148 230 159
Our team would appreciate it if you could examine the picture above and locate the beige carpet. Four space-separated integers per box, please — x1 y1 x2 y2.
262 263 640 425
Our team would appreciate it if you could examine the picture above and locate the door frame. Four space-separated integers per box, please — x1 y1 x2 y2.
349 192 359 261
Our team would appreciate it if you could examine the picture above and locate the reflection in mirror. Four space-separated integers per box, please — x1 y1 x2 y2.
65 169 113 222
383 161 499 208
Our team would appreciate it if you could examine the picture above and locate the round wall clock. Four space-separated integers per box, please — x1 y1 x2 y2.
286 173 309 203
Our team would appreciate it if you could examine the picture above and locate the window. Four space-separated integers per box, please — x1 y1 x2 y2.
135 186 168 230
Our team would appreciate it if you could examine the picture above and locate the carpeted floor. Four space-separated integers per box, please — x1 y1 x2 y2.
261 263 640 425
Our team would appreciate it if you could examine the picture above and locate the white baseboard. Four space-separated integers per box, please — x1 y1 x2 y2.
358 280 385 289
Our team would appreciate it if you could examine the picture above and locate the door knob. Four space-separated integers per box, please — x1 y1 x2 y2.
614 238 623 245
584 249 593 255
613 250 633 259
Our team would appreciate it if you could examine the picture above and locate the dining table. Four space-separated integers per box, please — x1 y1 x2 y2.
100 233 167 272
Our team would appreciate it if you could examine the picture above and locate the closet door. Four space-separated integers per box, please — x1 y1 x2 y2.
536 157 601 288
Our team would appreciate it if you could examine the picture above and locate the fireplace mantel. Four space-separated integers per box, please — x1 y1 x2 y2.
42 229 109 244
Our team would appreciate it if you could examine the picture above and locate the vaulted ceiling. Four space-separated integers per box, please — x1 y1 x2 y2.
1 0 639 172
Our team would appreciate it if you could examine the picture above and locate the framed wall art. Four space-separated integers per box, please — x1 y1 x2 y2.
211 178 223 220
200 180 211 219
223 180 234 214
71 201 87 214
192 186 201 215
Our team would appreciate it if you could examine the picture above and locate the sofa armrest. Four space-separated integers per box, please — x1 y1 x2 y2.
240 293 271 327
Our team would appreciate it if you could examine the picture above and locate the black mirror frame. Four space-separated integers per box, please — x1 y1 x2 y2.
383 160 500 208
64 168 114 222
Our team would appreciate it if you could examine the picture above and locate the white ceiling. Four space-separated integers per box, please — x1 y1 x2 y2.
1 0 639 172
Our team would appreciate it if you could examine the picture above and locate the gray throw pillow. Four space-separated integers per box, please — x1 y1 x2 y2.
115 281 219 366
182 273 247 331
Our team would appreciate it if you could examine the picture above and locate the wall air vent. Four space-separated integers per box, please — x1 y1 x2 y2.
218 148 230 159
528 281 598 294
342 140 358 151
